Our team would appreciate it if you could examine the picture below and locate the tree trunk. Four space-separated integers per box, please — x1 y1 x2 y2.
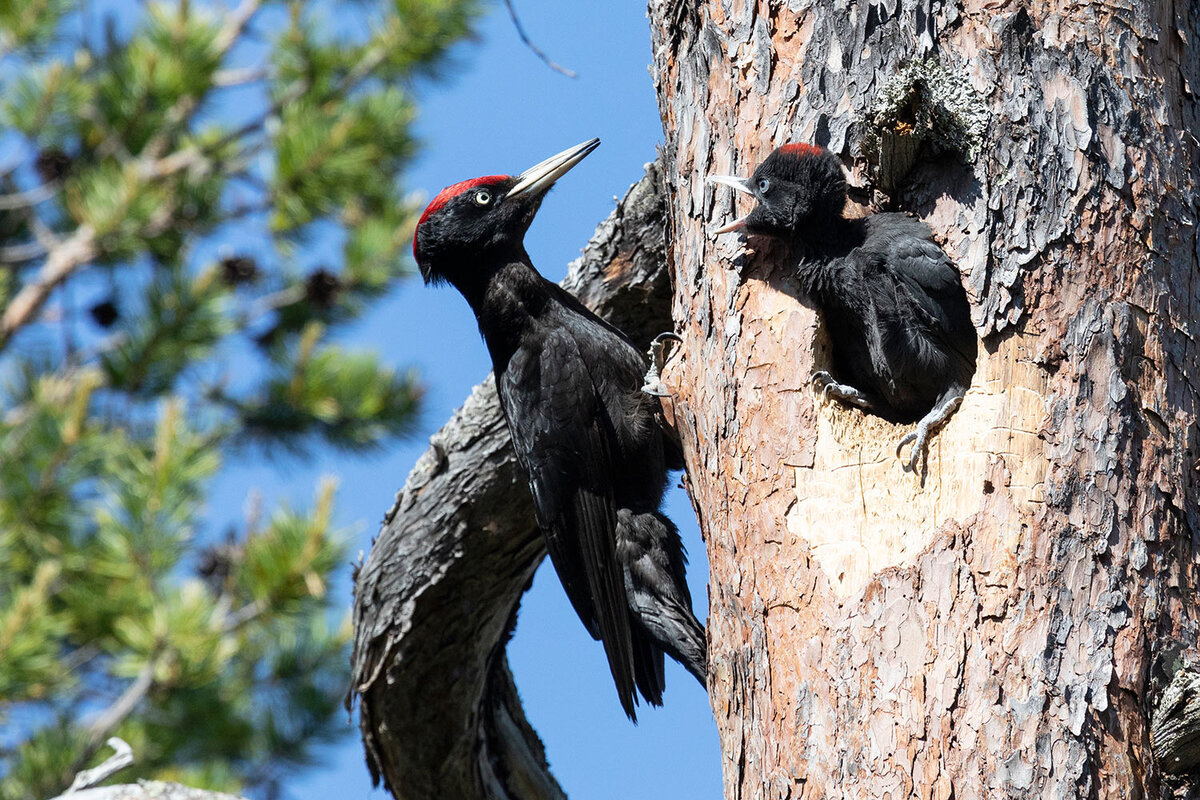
646 0 1199 798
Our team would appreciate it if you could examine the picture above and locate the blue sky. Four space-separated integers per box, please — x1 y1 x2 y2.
203 1 723 798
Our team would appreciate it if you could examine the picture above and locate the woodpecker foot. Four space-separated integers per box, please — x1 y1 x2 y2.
642 332 683 397
810 371 874 410
895 391 964 480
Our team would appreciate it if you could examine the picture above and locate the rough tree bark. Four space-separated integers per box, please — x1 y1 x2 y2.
348 160 674 799
647 0 1200 798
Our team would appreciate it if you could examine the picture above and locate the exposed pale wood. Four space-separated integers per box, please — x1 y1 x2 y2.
648 0 1200 797
792 331 1048 597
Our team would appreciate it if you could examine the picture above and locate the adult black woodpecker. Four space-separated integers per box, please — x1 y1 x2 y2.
708 143 977 476
413 139 706 718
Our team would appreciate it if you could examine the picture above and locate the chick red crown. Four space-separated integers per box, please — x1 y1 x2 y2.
779 143 824 158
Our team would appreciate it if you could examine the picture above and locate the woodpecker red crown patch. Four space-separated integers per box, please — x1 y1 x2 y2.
780 143 824 158
414 175 510 256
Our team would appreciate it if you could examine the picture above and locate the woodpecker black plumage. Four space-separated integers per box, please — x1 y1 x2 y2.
413 139 706 718
709 144 977 475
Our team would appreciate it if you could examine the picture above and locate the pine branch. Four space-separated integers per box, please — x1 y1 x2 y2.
0 94 258 353
84 659 156 748
63 738 134 795
0 240 50 263
211 0 263 54
212 66 266 88
43 656 161 799
142 0 266 162
135 34 387 192
207 39 391 162
222 599 267 632
0 224 96 350
0 182 60 211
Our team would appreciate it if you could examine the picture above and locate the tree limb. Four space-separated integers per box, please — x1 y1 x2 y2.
211 0 263 55
0 2 394 354
0 240 50 263
349 157 671 799
0 224 96 350
1152 664 1200 775
51 783 247 800
141 0 265 162
85 661 156 747
212 67 267 88
64 738 134 795
0 182 60 211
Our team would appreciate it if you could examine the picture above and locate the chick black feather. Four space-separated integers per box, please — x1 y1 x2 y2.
716 145 977 473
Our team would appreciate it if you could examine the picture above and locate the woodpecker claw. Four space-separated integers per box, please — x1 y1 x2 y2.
895 392 964 483
811 371 833 405
642 332 683 397
896 429 927 476
810 371 874 410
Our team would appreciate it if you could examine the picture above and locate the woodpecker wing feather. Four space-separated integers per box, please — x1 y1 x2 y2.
865 216 966 330
497 323 639 719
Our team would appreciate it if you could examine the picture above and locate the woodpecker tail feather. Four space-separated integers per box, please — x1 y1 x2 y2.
631 625 666 707
617 509 708 691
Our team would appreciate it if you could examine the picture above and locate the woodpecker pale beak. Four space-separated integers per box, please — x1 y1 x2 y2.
507 138 601 199
706 174 754 234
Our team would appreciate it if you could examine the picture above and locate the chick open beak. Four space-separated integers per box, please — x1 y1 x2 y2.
706 174 753 235
706 175 754 195
507 138 601 199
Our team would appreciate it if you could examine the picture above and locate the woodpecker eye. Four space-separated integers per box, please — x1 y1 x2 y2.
757 178 770 194
473 189 492 206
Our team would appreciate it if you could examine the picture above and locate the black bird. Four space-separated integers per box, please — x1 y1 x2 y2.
413 139 706 718
708 143 976 475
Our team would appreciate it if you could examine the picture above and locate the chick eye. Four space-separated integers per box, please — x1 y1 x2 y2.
757 178 770 194
472 189 492 206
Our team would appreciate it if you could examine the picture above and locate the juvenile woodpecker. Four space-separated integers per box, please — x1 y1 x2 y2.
708 143 977 476
413 139 706 718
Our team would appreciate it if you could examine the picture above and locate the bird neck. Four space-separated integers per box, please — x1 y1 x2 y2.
460 255 553 372
792 216 866 306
